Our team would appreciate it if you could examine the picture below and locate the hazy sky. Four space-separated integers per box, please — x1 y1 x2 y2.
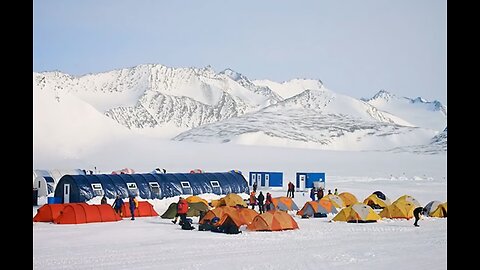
33 0 446 104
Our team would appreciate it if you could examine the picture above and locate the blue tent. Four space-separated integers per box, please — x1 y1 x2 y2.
54 172 249 203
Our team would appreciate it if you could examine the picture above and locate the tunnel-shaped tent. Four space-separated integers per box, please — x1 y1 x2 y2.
33 203 79 222
33 176 55 197
54 204 121 224
54 172 249 203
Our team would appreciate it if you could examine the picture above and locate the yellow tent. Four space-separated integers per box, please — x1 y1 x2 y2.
425 201 447 218
332 203 380 223
363 191 391 209
338 192 358 207
393 195 421 207
209 193 247 208
223 193 247 207
379 201 416 219
186 195 209 207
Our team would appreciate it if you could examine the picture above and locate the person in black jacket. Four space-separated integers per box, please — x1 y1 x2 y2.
413 207 425 227
257 191 265 214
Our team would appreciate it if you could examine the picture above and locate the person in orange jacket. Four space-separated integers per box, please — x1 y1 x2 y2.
249 191 257 210
172 197 189 225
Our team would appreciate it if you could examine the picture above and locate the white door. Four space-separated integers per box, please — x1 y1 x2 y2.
257 174 262 186
299 175 306 191
64 184 70 203
265 174 270 187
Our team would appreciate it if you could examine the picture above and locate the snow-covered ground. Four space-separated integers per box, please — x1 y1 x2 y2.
33 167 446 270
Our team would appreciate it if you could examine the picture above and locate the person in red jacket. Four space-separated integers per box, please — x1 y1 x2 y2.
172 197 189 224
265 192 273 211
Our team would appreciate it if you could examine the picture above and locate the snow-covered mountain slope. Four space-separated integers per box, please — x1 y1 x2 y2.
252 78 324 99
33 80 133 159
172 90 437 151
363 90 446 131
264 88 413 126
34 64 281 130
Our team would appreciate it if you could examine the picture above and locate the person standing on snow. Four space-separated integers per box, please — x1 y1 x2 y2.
112 195 124 216
265 192 273 211
317 188 324 200
413 207 425 227
310 188 316 201
249 191 257 210
257 191 265 214
100 195 108 205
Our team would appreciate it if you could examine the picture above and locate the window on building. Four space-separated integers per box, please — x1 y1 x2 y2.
91 183 104 196
127 183 137 190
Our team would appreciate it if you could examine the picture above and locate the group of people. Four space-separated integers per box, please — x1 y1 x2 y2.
249 191 273 214
103 194 139 220
309 187 339 201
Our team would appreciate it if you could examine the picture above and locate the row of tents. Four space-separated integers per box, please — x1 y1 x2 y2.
33 192 447 229
33 201 159 224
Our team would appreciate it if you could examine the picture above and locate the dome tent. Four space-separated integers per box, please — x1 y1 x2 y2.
54 172 249 203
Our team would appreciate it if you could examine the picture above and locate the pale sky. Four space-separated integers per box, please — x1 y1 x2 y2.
33 0 446 104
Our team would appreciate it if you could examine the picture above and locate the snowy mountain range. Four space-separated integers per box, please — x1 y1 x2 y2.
33 64 447 153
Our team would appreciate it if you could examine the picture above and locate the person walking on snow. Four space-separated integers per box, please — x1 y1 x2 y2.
128 195 138 220
172 197 189 225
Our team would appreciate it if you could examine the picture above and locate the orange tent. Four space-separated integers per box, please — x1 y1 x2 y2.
296 201 338 217
54 204 121 224
247 210 299 231
317 199 338 213
271 197 299 211
33 203 81 222
199 206 238 224
320 195 345 208
121 201 159 218
217 207 258 227
338 192 358 207
200 206 257 225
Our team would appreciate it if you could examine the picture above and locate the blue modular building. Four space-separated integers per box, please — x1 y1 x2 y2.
54 172 249 203
296 172 326 191
249 172 283 188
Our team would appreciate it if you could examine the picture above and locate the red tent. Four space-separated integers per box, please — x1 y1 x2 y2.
54 204 121 224
121 201 159 218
